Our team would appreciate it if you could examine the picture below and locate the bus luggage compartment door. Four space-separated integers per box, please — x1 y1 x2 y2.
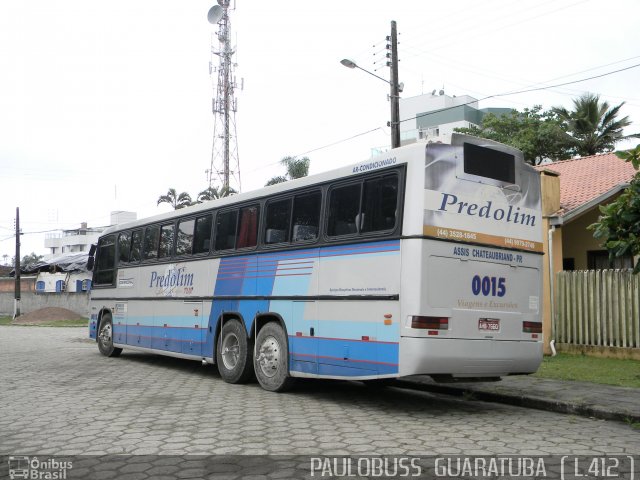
425 253 540 341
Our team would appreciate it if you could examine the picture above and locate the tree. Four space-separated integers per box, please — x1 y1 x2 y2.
265 156 310 186
21 252 43 268
265 175 288 187
157 188 193 210
455 106 571 165
197 186 237 202
589 144 640 273
553 93 637 157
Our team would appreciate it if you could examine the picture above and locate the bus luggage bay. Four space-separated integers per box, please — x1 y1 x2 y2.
88 134 543 392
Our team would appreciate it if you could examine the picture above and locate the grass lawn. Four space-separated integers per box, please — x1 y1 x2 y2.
0 316 87 327
534 353 640 388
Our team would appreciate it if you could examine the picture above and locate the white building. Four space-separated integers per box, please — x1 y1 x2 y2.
400 92 511 145
44 211 136 259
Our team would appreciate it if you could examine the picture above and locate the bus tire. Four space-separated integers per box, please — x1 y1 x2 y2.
254 322 295 392
97 314 122 357
216 319 253 384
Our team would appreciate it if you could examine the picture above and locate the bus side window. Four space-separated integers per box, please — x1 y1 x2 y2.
361 174 399 233
118 232 131 264
327 184 361 236
292 191 320 242
215 210 238 251
177 219 195 256
193 215 213 254
143 226 160 260
130 230 143 263
95 236 116 285
237 205 259 249
158 224 175 258
264 199 291 244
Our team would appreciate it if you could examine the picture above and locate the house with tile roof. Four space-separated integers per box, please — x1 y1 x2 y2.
535 152 637 353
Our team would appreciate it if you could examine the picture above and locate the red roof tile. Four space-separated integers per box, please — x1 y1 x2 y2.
535 153 637 217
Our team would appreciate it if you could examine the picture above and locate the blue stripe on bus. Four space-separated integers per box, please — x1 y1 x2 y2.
212 240 399 298
289 336 399 375
290 336 399 364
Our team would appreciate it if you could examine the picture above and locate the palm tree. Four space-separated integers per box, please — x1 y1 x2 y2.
265 156 310 186
282 156 310 179
157 188 193 210
553 93 636 156
196 186 237 202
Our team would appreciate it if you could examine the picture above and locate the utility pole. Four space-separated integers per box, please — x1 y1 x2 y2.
14 207 21 319
340 20 401 150
388 20 400 149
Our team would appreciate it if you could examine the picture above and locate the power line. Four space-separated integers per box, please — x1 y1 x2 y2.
293 127 387 160
281 62 640 159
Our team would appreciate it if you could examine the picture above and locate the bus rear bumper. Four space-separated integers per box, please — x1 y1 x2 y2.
398 337 543 378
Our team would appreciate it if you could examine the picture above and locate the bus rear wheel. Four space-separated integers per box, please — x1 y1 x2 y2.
97 314 122 357
216 319 253 384
254 322 295 392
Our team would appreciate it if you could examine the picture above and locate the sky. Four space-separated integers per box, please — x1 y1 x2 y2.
1 0 639 262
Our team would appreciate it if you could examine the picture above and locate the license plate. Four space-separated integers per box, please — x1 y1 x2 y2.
478 318 500 331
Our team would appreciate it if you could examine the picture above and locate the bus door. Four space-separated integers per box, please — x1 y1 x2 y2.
288 300 318 375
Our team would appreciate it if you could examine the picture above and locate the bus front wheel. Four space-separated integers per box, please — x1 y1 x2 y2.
97 314 122 357
216 319 253 384
254 322 295 392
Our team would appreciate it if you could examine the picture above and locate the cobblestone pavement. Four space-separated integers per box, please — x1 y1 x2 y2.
1 326 639 456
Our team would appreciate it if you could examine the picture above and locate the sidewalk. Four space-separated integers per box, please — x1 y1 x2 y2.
396 375 640 424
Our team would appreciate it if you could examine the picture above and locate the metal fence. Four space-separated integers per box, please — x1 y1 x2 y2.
556 270 640 348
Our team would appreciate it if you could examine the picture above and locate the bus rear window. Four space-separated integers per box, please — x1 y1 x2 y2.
463 142 515 184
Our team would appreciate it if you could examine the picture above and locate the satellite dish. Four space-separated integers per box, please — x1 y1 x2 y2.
208 5 223 24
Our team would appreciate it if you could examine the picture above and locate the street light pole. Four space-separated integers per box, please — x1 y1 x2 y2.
341 20 401 149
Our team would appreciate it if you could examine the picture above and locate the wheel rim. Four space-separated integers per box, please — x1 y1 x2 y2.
99 323 112 348
256 335 280 378
221 332 240 370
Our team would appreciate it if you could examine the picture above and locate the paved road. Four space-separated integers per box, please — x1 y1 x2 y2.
1 326 639 456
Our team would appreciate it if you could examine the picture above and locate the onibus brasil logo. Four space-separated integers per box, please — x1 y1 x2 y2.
8 456 72 479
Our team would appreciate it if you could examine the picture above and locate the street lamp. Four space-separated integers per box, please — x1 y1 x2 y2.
340 20 401 149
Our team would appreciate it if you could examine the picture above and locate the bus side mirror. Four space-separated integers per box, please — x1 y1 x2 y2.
87 244 97 271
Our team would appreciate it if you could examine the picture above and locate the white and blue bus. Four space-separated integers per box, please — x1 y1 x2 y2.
88 134 544 392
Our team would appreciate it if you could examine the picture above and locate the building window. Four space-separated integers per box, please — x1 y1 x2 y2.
587 250 633 270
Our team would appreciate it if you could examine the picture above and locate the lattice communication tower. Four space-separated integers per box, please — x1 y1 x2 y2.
207 0 241 192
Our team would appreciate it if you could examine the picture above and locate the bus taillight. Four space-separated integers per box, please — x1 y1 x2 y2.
522 321 542 333
411 316 449 330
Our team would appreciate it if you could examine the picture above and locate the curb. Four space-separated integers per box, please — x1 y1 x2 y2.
394 380 640 425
